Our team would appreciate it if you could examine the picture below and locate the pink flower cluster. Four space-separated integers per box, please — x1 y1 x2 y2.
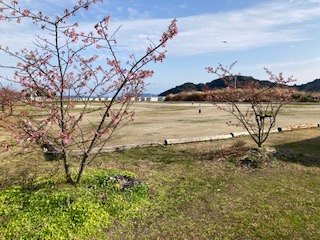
0 0 178 161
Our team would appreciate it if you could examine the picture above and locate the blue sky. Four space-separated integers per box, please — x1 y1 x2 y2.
1 0 320 94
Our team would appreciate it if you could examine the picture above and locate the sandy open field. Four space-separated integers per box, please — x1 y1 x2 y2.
103 102 320 146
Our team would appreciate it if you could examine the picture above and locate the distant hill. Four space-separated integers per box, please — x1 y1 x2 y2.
158 82 205 96
159 76 274 96
159 76 320 96
296 79 320 92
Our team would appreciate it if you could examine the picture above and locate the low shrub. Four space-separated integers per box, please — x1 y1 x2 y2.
164 90 320 102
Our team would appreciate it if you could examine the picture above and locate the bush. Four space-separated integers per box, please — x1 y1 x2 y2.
164 89 320 102
165 91 206 101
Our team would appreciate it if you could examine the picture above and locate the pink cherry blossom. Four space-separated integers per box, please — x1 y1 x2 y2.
22 9 29 16
0 0 177 184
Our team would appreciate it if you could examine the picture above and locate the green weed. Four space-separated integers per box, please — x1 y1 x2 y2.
0 170 149 239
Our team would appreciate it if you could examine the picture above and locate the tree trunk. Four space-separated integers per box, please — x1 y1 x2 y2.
9 105 13 116
76 153 89 184
62 150 75 184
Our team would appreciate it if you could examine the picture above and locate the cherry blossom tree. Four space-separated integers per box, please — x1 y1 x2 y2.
0 0 178 184
0 84 20 115
206 62 294 148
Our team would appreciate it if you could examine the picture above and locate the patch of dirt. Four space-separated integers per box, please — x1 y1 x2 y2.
200 147 248 162
199 146 288 169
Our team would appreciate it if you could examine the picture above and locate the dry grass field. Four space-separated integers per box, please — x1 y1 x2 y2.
101 102 320 146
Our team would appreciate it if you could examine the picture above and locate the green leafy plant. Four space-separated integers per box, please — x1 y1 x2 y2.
0 170 149 239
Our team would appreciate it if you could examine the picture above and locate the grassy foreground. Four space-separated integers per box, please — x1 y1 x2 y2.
0 128 320 239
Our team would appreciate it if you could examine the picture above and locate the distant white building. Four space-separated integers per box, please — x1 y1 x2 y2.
69 96 164 102
146 97 158 102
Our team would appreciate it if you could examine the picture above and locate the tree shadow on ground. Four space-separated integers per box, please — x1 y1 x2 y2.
273 136 320 167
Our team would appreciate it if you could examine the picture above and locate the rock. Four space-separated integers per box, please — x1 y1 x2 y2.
240 158 258 168
110 175 142 189
239 148 263 168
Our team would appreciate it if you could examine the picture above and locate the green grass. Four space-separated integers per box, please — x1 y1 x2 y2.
1 128 320 239
101 143 320 239
0 169 149 239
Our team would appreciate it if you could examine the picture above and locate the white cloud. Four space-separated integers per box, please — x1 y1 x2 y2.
127 7 139 18
246 57 320 70
241 57 320 84
101 0 320 56
1 0 319 56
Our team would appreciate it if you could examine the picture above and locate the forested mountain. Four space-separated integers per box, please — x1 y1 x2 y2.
159 76 273 96
296 79 320 92
159 76 320 96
